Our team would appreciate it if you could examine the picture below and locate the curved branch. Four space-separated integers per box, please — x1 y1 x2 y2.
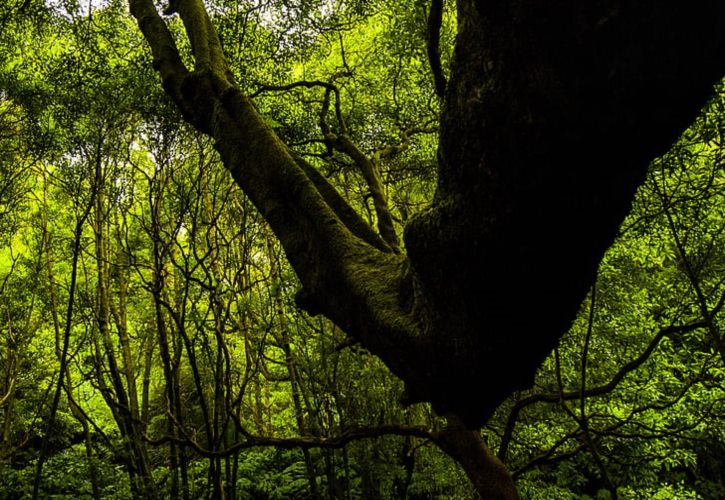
129 0 190 106
130 0 425 434
251 80 339 98
326 132 401 251
174 0 232 80
147 424 433 458
497 320 707 461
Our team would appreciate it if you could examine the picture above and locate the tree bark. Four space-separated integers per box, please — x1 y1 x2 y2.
435 415 517 499
403 0 725 424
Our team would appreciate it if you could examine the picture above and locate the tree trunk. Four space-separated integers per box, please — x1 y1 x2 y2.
129 0 725 496
435 415 517 499
147 161 189 500
403 0 725 425
42 188 103 500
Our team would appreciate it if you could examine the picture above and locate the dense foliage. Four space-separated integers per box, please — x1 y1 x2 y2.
0 0 723 498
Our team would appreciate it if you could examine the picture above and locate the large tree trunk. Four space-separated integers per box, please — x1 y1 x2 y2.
403 0 725 425
129 0 725 495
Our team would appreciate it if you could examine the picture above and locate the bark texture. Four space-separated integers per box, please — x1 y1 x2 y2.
435 415 518 499
404 0 725 424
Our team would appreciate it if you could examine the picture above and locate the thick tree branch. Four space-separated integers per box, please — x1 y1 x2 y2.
129 0 427 421
173 0 231 80
128 0 190 109
325 132 401 251
312 86 403 251
231 81 394 252
288 150 393 253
